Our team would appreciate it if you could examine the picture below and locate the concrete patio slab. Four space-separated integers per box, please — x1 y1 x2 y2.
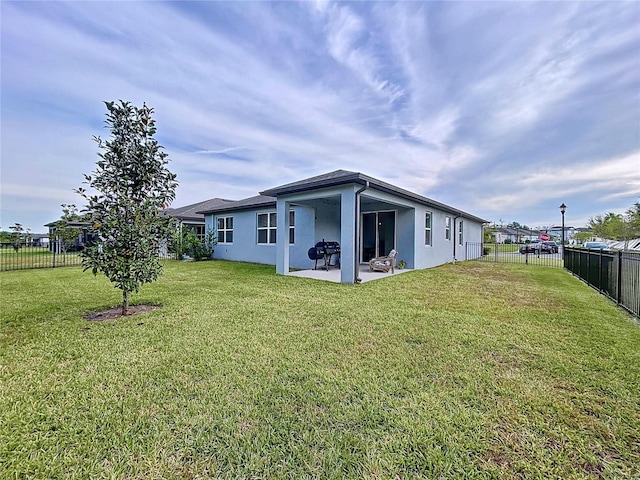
286 265 412 283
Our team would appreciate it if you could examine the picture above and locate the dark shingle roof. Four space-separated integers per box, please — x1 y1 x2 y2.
164 198 235 222
197 195 276 215
260 169 361 195
495 227 522 235
260 169 488 223
44 220 91 228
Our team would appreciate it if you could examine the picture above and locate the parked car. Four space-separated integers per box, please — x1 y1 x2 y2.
519 241 537 254
519 240 558 254
582 241 613 252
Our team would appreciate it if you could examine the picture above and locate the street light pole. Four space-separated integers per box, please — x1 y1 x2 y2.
559 203 567 256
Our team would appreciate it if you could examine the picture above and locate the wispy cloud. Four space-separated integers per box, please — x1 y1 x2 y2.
195 147 250 156
323 4 404 103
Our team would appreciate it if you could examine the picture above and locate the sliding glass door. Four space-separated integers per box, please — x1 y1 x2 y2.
361 211 396 262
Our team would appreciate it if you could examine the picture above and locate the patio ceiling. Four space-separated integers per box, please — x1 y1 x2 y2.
291 193 411 211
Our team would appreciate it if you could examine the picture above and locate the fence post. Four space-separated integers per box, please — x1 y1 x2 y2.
616 250 622 306
52 237 61 268
598 249 603 292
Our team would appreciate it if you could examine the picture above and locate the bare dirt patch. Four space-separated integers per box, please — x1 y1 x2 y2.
84 304 161 321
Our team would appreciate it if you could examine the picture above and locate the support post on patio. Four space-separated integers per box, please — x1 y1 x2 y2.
340 188 357 284
275 200 290 275
354 181 369 284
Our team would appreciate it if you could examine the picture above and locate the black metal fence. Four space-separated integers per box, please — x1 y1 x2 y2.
0 244 84 271
564 247 640 318
466 242 564 268
0 244 178 272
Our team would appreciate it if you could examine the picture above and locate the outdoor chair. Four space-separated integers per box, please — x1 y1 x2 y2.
369 249 398 274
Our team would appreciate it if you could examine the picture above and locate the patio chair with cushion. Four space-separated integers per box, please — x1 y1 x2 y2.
369 249 398 274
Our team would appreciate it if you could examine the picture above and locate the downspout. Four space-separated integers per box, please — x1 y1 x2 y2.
452 214 461 263
354 181 370 283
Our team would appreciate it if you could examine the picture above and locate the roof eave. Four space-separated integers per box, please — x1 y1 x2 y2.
198 201 277 215
260 171 490 224
260 173 365 197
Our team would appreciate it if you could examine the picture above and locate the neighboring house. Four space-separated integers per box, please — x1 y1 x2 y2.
199 170 488 284
31 233 50 247
548 225 575 242
44 220 97 252
163 197 235 239
494 227 522 243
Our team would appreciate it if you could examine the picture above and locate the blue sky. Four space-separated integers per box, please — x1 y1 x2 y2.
2 1 639 232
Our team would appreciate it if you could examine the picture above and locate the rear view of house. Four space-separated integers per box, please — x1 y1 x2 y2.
198 170 487 284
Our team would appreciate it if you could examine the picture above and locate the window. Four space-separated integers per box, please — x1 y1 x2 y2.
257 212 277 244
289 210 295 244
458 220 464 246
445 216 451 240
425 212 432 246
217 216 233 244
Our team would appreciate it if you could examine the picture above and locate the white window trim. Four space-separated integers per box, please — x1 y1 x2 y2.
217 216 233 244
458 220 464 246
257 211 277 245
289 210 295 245
445 216 451 241
425 212 432 246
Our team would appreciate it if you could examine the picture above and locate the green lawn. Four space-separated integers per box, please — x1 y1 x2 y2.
483 244 521 254
478 252 564 268
0 246 82 271
1 261 638 479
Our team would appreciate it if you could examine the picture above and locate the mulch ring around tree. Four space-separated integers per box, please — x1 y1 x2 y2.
84 304 161 321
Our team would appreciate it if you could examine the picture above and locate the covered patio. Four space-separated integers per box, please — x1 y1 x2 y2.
287 265 413 284
264 176 416 284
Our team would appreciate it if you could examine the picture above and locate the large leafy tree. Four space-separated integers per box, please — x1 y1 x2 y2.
626 202 640 237
588 203 640 242
77 101 178 315
506 221 530 230
0 231 12 243
587 212 625 240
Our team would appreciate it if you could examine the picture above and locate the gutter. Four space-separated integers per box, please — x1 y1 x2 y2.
452 215 461 263
354 181 370 283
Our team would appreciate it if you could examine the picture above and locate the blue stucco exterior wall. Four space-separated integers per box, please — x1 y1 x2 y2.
205 206 317 270
395 208 415 269
358 189 485 270
314 201 341 245
413 208 456 269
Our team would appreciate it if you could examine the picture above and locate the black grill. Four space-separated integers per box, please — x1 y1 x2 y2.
308 240 340 270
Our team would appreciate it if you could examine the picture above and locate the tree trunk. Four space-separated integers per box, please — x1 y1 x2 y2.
122 290 130 316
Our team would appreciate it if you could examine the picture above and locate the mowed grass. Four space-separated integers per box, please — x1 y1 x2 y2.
477 253 564 268
482 244 521 254
1 261 638 479
0 247 82 271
